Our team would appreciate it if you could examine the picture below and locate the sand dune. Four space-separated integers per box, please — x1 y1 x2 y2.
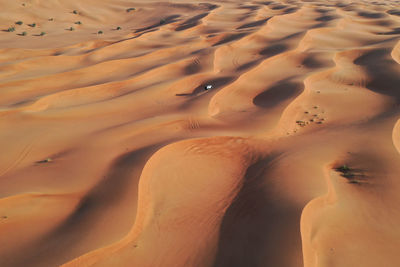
1 0 400 266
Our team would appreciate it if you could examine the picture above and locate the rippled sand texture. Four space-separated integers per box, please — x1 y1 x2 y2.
1 0 400 266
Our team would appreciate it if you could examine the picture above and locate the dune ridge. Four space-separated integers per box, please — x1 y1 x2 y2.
1 0 400 266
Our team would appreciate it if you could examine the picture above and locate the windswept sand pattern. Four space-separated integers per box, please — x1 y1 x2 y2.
1 0 400 266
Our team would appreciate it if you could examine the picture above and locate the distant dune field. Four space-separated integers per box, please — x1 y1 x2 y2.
1 0 400 266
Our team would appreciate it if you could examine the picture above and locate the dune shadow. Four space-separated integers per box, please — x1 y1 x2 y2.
9 144 164 267
259 43 288 57
236 60 261 72
134 14 181 33
302 56 325 68
316 15 338 22
387 9 400 16
175 76 234 96
271 4 287 10
357 11 385 19
238 5 261 11
212 33 247 46
198 3 219 10
354 48 400 101
175 12 209 31
212 155 303 267
183 59 201 75
371 1 386 6
237 18 270 30
315 8 331 14
257 1 273 6
377 27 400 35
284 7 298 14
253 80 302 109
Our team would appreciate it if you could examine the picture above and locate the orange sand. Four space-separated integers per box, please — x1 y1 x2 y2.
1 0 400 266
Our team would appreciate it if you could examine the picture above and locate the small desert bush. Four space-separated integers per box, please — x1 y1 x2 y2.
126 8 136 12
36 157 52 164
337 165 350 173
7 27 15 32
40 31 46 36
98 30 103 34
15 21 23 25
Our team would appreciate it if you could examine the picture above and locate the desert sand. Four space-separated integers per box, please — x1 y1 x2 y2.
1 0 400 266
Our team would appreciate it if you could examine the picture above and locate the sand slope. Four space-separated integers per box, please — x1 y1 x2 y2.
1 0 400 266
